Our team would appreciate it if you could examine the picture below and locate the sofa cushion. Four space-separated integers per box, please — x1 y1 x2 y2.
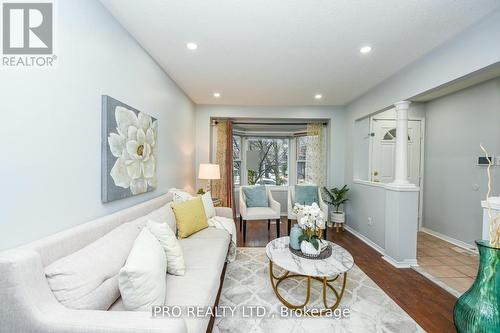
44 222 141 310
109 227 230 333
165 228 230 333
171 197 208 239
295 185 319 206
243 186 268 207
245 207 280 220
119 228 167 311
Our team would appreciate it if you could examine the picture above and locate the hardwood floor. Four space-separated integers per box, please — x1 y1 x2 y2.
236 218 457 333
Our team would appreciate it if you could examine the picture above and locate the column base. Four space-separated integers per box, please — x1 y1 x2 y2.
386 182 419 191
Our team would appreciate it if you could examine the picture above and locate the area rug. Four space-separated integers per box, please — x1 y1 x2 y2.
214 248 425 333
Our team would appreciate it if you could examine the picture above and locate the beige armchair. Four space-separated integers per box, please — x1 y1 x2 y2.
287 185 329 239
239 186 281 242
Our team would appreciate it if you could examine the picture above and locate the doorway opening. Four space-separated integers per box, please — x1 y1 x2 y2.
368 110 425 227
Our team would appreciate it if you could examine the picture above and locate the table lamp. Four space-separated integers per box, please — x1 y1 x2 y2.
198 163 220 194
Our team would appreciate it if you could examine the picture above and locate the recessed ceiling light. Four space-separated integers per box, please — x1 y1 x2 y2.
213 92 221 98
314 94 322 100
360 46 372 54
186 42 198 50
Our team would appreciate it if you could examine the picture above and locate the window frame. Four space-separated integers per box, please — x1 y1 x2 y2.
295 135 308 184
232 135 242 186
233 135 290 189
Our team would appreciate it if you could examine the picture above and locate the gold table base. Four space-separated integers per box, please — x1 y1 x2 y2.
269 260 347 316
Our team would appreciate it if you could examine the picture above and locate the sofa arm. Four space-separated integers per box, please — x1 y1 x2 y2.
318 191 329 222
215 207 233 219
0 250 188 333
239 191 248 218
268 192 281 215
287 188 295 218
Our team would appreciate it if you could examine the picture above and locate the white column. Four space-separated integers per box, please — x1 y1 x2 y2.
391 101 412 187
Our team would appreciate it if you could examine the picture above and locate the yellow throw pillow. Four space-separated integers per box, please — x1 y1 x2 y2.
171 197 208 238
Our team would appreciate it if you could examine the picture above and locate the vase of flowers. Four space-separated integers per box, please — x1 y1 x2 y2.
453 145 500 333
293 202 326 257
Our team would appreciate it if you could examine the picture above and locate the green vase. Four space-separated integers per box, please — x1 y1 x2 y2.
453 240 500 333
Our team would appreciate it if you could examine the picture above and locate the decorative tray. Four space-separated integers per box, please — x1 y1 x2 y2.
289 243 332 260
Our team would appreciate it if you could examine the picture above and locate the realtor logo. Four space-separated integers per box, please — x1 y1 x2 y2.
1 2 56 67
2 2 53 54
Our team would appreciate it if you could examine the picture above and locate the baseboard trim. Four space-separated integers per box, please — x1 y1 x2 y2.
420 227 477 253
382 255 417 269
344 225 385 256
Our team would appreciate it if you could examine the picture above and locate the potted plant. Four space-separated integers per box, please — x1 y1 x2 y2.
454 145 499 332
322 185 349 229
293 203 326 256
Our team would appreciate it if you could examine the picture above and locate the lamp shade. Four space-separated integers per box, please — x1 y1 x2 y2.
198 163 220 180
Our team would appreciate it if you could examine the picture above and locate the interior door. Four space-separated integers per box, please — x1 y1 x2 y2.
371 119 422 185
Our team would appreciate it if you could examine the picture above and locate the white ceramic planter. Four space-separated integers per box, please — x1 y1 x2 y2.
331 211 345 224
300 241 320 256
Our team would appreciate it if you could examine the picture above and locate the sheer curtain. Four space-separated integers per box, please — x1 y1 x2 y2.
305 123 327 186
213 120 234 211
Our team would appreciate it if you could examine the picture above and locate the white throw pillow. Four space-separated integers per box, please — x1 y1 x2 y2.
201 192 216 219
146 219 185 276
169 188 193 203
118 228 166 311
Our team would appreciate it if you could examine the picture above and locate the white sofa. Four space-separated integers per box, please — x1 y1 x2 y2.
0 193 233 333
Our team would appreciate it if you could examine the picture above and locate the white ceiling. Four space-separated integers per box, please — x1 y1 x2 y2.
100 0 500 106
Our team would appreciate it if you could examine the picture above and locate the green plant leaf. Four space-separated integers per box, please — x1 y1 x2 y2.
310 237 319 250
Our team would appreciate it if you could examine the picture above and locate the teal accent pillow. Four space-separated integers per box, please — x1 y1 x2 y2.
295 185 319 206
243 186 268 207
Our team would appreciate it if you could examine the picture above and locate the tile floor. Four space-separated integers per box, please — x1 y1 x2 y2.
416 231 479 295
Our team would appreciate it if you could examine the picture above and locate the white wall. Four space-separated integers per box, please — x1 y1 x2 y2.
0 0 195 250
194 105 347 191
423 78 500 245
344 9 500 249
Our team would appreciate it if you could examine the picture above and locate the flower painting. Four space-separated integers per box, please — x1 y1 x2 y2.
101 96 157 202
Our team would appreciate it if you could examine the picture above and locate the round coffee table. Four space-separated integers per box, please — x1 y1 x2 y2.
265 236 354 315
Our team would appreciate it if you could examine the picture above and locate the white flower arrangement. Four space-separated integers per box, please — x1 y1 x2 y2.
293 202 326 253
293 202 326 231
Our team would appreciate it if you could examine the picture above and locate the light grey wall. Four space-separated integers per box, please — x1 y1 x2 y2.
344 9 500 249
0 0 195 250
194 105 348 190
423 78 500 245
346 182 386 247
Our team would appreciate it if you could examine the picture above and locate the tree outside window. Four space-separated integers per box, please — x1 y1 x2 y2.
246 138 289 186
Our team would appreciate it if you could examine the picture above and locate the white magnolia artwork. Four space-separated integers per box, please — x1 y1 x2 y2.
101 96 157 202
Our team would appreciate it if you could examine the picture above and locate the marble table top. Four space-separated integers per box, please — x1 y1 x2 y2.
265 236 354 277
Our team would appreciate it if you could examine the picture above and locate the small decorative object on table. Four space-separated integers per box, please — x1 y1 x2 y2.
454 145 500 333
293 202 326 258
322 185 349 232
